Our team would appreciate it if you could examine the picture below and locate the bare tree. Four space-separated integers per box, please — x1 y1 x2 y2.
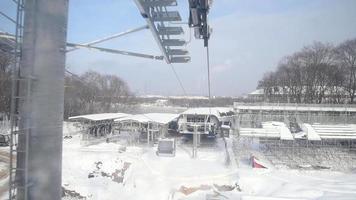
64 70 133 118
0 51 12 116
257 39 354 104
335 39 356 103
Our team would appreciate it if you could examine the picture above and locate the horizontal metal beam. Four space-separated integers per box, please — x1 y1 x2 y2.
0 11 17 24
157 26 184 35
167 49 188 56
66 42 164 60
143 0 177 7
152 11 181 21
170 56 191 63
162 39 186 46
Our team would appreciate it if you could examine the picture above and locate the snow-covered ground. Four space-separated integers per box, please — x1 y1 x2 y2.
62 123 356 200
62 134 239 200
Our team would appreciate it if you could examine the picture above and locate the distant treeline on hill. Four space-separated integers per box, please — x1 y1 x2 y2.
257 38 356 104
134 96 248 107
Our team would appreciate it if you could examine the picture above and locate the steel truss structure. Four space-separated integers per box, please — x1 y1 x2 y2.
232 103 356 171
234 136 356 171
7 0 26 199
134 0 191 63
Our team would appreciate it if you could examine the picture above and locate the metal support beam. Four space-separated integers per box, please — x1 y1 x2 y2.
66 25 149 52
66 42 164 60
0 11 17 24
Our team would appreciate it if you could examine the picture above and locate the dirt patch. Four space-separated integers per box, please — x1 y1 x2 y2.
112 162 131 184
88 161 131 184
178 183 241 196
213 184 239 192
62 186 86 199
179 185 212 195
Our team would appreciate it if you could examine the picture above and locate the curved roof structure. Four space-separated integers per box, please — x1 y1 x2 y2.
68 113 130 121
115 113 179 125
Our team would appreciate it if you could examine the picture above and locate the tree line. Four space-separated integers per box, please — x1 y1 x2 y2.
64 70 134 118
258 38 356 104
0 47 133 118
0 50 11 118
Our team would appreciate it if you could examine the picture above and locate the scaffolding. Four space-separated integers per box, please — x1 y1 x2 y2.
8 0 26 199
232 103 356 171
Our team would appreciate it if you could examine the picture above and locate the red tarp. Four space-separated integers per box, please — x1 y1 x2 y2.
251 156 267 168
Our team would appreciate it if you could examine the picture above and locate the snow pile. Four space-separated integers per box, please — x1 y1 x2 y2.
63 121 83 137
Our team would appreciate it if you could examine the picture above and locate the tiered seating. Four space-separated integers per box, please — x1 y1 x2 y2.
261 143 356 171
312 124 356 140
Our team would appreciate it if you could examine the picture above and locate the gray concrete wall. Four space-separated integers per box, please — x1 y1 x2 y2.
17 0 68 199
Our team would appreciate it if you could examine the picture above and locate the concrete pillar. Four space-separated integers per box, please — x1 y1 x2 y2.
17 0 68 199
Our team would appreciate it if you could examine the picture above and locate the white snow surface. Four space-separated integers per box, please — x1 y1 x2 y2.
62 126 356 200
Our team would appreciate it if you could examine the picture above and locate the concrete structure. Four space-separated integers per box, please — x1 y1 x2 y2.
13 0 69 199
177 107 233 136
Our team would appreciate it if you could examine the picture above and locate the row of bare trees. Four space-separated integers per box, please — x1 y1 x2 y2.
0 51 12 118
258 39 356 104
64 70 134 118
0 47 133 118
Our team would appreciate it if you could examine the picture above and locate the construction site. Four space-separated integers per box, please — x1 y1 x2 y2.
1 0 356 200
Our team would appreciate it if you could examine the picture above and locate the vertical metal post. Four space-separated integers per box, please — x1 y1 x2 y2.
15 0 69 199
147 122 150 146
192 125 198 158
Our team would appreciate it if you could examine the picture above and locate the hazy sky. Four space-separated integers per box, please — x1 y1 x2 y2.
1 0 356 96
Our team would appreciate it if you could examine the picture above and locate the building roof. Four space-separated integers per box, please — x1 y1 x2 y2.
234 103 356 113
180 107 233 119
68 113 130 121
0 31 15 53
248 89 264 95
115 113 179 125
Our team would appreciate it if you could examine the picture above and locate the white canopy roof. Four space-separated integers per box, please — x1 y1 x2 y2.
115 113 179 125
69 113 130 122
181 107 233 119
